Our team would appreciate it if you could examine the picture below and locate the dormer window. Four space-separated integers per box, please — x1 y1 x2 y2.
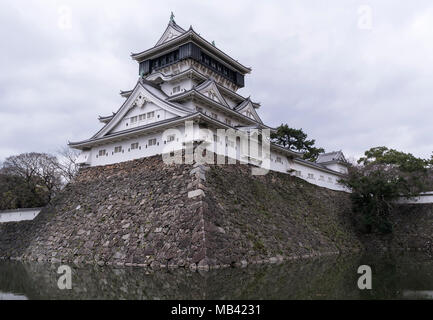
173 86 181 94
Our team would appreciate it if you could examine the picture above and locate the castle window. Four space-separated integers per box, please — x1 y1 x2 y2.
98 150 106 157
211 112 218 120
173 86 181 94
225 118 232 125
148 138 157 146
319 175 325 181
196 106 203 113
131 143 139 150
139 114 146 121
130 116 138 123
147 111 155 119
276 156 282 163
167 135 175 143
114 146 122 153
308 173 314 179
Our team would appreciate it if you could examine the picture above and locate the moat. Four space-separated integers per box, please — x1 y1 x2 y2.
0 252 432 300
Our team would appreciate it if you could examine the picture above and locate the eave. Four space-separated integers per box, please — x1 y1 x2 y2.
167 89 269 128
69 114 200 149
146 67 260 106
293 158 346 176
120 90 133 98
131 29 252 75
69 112 237 149
270 143 303 159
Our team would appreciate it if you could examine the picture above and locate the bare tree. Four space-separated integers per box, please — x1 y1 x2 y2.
2 152 63 203
55 146 80 183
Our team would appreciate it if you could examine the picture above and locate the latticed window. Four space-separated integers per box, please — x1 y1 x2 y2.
114 146 122 153
167 135 176 143
131 143 139 150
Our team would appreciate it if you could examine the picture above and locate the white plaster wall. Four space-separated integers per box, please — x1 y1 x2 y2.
396 192 433 204
80 124 348 192
161 78 194 97
111 103 177 134
323 163 348 174
288 161 347 192
0 208 41 223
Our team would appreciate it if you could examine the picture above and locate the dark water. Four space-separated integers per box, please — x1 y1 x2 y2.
0 252 432 300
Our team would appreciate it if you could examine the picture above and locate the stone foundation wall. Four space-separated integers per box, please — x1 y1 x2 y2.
0 155 368 269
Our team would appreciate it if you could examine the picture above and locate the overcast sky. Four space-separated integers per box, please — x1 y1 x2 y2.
1 0 433 162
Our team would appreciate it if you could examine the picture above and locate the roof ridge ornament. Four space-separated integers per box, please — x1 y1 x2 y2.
170 12 175 23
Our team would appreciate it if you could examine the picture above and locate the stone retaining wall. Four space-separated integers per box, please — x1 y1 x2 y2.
0 155 390 269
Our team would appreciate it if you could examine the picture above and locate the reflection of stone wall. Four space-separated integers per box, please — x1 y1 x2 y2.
1 253 432 300
0 155 362 268
362 204 433 253
0 256 361 300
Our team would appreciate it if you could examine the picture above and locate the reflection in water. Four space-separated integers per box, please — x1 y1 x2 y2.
403 291 433 299
0 292 28 300
0 253 432 300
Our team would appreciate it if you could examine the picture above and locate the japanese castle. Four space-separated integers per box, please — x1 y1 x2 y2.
69 16 349 191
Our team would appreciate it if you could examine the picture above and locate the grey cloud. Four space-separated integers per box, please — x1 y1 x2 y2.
1 0 432 161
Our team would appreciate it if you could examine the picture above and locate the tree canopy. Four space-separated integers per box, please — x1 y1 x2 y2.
0 151 79 210
341 146 433 234
270 124 325 161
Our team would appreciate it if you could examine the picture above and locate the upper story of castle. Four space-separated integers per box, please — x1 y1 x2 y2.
131 14 251 95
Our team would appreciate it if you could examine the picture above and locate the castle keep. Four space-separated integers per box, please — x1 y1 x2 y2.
69 17 349 191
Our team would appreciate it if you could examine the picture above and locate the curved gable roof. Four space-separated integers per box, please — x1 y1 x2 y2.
91 80 191 139
155 20 186 46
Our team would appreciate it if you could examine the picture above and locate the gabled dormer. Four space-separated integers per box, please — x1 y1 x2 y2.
235 98 263 124
195 79 229 107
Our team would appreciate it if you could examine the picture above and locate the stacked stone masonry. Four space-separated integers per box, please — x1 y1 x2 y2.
0 155 431 269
